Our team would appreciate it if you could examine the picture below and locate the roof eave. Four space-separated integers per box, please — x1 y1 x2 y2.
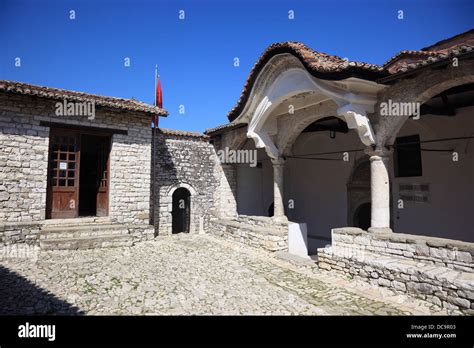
377 50 474 84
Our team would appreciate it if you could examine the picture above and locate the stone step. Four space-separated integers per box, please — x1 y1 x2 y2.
39 234 134 250
42 217 112 227
40 224 130 240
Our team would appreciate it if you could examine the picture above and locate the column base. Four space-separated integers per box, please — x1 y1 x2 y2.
272 215 288 223
368 227 393 234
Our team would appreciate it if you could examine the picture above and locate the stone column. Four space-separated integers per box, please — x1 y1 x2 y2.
271 157 286 221
366 148 392 232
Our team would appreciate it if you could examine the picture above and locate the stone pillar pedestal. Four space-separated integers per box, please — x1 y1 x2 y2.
271 157 287 222
366 148 392 233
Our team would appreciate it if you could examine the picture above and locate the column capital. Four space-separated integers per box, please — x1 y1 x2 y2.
364 146 392 159
271 157 285 167
337 104 376 146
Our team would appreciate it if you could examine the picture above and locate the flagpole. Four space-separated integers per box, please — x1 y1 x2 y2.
154 65 158 108
152 65 157 227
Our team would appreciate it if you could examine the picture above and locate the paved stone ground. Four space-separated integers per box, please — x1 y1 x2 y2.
0 234 450 315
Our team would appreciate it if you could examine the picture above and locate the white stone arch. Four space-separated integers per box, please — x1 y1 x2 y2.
233 54 383 159
377 62 474 146
278 100 343 156
166 182 198 234
166 182 197 197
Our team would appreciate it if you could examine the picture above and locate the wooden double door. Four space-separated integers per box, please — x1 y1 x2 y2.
46 128 111 219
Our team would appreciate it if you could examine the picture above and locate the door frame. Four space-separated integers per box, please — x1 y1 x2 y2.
46 128 81 219
46 127 112 219
171 187 191 234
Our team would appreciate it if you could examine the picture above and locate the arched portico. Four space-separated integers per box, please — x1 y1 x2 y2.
230 54 384 224
371 60 474 240
221 36 474 247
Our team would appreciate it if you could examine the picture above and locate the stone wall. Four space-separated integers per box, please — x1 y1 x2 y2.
0 92 153 244
327 228 473 271
0 94 49 223
210 215 288 252
153 130 220 235
318 228 474 314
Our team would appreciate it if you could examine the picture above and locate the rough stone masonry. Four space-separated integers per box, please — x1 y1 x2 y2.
0 92 153 245
153 129 220 235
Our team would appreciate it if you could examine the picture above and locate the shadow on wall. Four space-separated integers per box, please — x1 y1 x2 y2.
0 265 83 315
151 131 179 235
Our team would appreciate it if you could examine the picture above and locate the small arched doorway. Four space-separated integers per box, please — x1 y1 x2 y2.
353 202 371 231
172 188 191 234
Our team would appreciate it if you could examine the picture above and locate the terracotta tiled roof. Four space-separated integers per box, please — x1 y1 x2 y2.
226 29 474 122
382 45 473 74
157 128 209 139
422 29 474 51
0 80 168 116
204 122 247 135
226 41 385 122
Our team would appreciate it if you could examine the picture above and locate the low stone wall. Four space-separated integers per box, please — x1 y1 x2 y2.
128 225 155 243
330 227 473 272
209 215 288 252
318 228 474 314
0 221 42 245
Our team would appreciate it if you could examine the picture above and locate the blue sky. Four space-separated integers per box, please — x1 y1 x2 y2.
1 0 473 132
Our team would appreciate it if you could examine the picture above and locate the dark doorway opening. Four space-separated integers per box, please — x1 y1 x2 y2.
172 188 191 234
268 202 274 217
46 128 111 219
354 202 371 231
79 134 110 217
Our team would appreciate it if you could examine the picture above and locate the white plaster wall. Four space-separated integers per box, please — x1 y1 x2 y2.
236 131 363 253
236 142 273 216
235 106 474 250
286 131 362 252
391 106 474 242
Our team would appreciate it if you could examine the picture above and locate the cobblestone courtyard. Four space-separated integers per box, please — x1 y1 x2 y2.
0 234 450 315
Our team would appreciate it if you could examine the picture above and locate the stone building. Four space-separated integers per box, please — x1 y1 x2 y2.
1 29 473 312
202 29 474 312
0 81 167 249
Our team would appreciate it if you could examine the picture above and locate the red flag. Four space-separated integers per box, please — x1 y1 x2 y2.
156 76 163 109
153 68 162 129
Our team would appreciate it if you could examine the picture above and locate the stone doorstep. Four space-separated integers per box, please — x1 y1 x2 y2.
38 222 154 250
42 216 113 227
39 223 132 240
40 234 134 251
